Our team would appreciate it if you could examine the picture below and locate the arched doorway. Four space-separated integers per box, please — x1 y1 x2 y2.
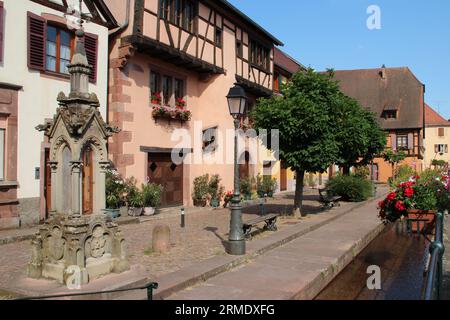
82 145 94 215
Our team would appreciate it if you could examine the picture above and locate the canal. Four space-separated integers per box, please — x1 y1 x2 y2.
315 222 430 300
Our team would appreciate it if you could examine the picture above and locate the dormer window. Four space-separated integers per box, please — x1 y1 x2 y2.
381 109 397 119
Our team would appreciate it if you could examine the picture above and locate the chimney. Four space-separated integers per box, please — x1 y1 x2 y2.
379 64 386 79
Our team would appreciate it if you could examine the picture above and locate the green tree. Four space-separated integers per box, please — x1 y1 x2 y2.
383 149 407 178
334 94 386 174
251 68 341 217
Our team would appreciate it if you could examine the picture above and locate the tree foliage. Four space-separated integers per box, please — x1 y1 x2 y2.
334 94 386 173
251 68 341 215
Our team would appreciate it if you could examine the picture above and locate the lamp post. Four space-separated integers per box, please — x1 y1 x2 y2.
226 84 247 255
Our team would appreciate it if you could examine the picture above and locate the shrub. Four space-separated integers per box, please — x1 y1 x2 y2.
192 174 210 201
354 166 370 179
142 183 164 208
105 169 125 209
418 169 442 185
389 165 416 188
240 177 252 199
326 174 374 202
256 175 277 197
208 174 225 200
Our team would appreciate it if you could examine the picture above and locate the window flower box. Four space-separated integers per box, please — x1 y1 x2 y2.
152 105 191 122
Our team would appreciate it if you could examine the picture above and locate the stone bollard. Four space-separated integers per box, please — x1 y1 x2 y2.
152 224 171 253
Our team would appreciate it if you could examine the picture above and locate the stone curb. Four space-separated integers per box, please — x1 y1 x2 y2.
153 192 387 300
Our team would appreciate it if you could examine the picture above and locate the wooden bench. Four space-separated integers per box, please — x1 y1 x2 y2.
243 213 279 240
318 188 342 209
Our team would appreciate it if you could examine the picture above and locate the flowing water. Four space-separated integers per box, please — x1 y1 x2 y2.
315 222 430 300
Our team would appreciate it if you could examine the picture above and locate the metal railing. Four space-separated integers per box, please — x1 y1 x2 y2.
15 281 158 301
423 212 445 300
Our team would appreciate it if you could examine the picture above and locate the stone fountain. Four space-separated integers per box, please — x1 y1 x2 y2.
27 29 129 286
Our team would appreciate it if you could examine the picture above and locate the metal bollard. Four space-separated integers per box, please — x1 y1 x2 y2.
180 207 185 228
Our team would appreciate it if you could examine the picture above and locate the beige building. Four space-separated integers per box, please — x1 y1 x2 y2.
424 103 450 169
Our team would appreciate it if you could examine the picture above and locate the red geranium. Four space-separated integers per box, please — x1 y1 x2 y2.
387 192 396 201
394 200 406 212
378 200 386 209
404 187 414 198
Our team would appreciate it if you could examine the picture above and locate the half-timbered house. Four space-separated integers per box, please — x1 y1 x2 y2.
107 0 283 207
331 66 426 182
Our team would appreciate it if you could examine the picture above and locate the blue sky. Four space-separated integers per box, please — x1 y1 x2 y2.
228 0 450 119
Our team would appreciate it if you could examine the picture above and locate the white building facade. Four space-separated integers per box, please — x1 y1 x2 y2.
0 0 117 229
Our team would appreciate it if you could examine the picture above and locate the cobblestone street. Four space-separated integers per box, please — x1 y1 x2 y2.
0 189 340 296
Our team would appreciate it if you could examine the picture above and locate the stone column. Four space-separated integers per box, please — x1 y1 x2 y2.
49 161 58 216
98 161 110 214
70 161 83 217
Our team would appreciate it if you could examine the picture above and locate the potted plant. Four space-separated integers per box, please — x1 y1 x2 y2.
192 174 209 207
223 191 233 208
378 173 450 233
257 175 277 198
208 174 224 208
240 177 252 200
142 183 164 216
127 183 144 216
151 92 162 105
104 169 125 219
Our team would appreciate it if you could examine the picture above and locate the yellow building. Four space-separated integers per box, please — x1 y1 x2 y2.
424 104 450 169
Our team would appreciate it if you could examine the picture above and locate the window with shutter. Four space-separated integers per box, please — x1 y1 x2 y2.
438 128 445 137
84 33 98 84
28 12 47 70
0 2 4 63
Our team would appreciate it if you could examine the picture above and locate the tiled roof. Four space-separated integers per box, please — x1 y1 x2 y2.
274 48 304 75
425 103 450 126
330 67 425 130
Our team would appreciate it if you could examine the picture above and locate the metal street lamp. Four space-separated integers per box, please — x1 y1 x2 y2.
226 84 247 255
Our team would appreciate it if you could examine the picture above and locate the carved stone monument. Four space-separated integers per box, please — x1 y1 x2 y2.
27 29 129 285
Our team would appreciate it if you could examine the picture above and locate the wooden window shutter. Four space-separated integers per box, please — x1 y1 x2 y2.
435 144 439 153
27 12 46 71
0 2 4 63
446 145 449 154
438 128 445 137
390 133 397 151
407 133 414 150
84 32 98 83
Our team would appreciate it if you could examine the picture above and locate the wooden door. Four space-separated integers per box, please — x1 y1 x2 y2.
147 153 183 207
82 146 94 215
239 152 250 180
44 149 51 218
280 161 287 191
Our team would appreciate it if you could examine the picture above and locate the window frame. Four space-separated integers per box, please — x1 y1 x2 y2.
249 40 271 72
382 110 397 119
160 0 196 33
215 28 222 48
150 68 186 106
396 135 408 150
45 24 74 75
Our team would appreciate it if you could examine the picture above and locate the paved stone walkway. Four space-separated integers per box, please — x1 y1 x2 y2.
0 188 335 296
166 194 386 300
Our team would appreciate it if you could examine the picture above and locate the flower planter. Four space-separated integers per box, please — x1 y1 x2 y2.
103 208 120 219
143 207 156 216
193 199 207 207
407 209 436 234
128 207 143 217
210 199 220 208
